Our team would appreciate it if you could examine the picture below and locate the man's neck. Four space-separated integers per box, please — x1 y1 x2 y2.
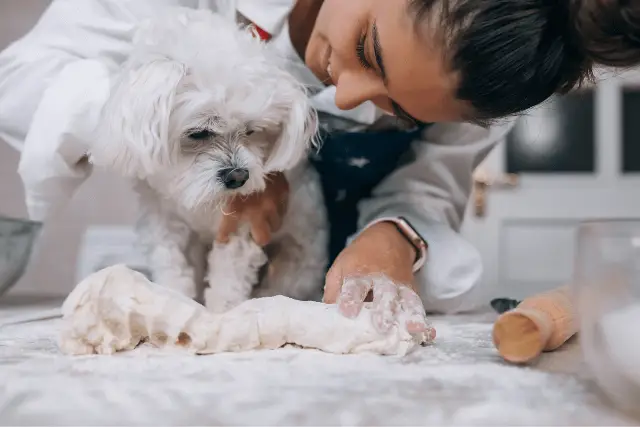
288 0 323 63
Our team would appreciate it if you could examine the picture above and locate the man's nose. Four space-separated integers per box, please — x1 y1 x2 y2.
333 71 386 111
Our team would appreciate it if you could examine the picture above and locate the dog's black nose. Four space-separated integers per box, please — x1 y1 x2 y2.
219 168 249 189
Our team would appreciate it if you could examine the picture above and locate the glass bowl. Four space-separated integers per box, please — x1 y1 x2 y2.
573 219 640 417
0 215 42 296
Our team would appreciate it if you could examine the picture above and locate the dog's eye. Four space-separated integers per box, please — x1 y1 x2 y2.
246 130 255 136
187 129 215 140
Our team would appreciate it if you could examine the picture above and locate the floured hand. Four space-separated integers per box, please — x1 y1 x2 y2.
337 275 436 343
323 221 436 343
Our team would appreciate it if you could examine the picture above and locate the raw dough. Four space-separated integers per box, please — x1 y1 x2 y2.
59 265 428 356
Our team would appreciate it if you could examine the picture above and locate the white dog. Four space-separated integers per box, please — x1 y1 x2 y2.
89 8 328 313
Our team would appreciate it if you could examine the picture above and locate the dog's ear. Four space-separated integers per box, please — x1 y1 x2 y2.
92 57 186 178
264 83 319 172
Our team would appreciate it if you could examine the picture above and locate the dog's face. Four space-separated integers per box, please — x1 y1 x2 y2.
164 57 317 210
92 10 318 210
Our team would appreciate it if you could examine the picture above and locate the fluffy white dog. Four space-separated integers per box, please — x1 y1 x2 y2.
89 8 328 313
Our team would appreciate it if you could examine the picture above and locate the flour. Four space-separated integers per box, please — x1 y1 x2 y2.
1 299 632 425
5 266 633 424
58 265 429 356
588 303 640 415
600 304 640 384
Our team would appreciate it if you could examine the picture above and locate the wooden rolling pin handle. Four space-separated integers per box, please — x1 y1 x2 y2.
492 286 576 364
492 309 553 364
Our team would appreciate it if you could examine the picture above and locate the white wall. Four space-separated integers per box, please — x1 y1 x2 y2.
0 0 137 297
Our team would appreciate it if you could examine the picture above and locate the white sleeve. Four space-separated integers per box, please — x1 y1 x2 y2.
356 120 515 314
0 0 198 222
15 60 112 221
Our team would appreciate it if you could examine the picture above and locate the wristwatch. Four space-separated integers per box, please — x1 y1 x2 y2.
365 217 428 273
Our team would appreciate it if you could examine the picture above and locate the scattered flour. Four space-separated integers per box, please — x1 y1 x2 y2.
0 308 632 425
0 267 635 424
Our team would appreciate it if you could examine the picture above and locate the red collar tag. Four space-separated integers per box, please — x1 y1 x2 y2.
249 23 272 42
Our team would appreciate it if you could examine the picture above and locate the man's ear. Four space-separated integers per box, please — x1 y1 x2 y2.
91 57 186 178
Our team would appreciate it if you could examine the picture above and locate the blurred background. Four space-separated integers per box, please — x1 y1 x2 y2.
1 0 640 303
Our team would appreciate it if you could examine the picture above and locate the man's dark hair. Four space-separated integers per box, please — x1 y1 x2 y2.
409 0 640 124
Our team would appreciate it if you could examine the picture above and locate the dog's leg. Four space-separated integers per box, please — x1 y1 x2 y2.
135 181 197 298
205 234 267 313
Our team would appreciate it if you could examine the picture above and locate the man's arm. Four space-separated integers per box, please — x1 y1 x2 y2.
356 120 515 313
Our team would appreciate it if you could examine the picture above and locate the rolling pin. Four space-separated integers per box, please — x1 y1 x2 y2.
492 285 577 364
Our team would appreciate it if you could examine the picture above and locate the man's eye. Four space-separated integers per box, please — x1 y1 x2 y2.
356 33 371 69
187 129 215 140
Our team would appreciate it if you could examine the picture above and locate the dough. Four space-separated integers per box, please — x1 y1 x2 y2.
59 265 428 356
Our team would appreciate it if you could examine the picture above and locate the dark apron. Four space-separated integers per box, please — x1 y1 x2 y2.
309 124 430 265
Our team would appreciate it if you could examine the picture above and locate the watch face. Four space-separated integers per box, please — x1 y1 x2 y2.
397 217 427 248
391 218 427 272
397 216 417 233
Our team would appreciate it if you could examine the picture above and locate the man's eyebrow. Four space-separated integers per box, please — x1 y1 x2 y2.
372 21 387 82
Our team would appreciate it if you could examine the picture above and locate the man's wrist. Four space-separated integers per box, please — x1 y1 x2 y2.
370 221 417 261
363 217 428 273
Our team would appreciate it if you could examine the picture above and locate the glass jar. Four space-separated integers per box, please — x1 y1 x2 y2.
573 219 640 417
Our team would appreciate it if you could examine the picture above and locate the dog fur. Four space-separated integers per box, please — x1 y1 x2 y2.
89 8 328 313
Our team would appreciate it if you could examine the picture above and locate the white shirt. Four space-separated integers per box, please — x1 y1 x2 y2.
0 0 515 313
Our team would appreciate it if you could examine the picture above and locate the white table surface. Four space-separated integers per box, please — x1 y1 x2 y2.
0 296 636 426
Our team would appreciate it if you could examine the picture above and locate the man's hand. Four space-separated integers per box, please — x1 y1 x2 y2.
216 172 289 246
323 222 435 341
